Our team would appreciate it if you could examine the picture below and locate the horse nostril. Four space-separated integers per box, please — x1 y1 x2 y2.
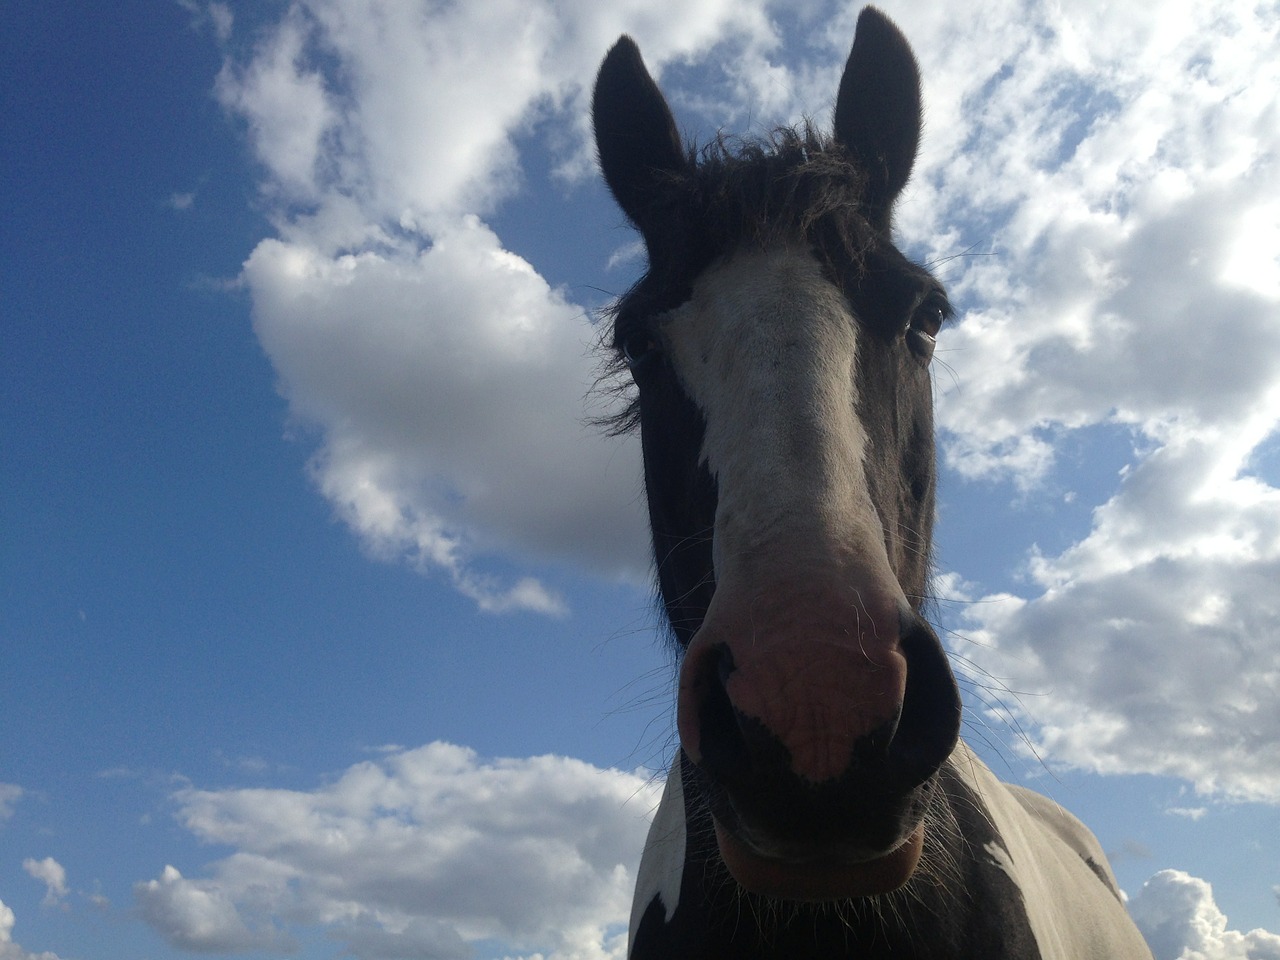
885 613 961 788
696 644 754 784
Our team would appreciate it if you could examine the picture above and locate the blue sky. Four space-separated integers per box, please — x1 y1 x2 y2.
3 2 1279 959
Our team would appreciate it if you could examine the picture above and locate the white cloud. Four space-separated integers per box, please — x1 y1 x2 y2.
0 899 62 960
135 743 659 960
135 864 288 954
1130 870 1280 960
215 8 337 208
207 3 232 44
20 859 67 907
946 429 1280 800
177 0 230 41
0 784 20 822
240 217 645 614
900 0 1280 477
884 0 1280 801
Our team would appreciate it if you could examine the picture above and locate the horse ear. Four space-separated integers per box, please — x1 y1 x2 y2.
833 7 922 230
592 36 686 233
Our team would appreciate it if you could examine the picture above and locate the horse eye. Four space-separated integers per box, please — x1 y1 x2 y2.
622 333 661 368
906 303 945 362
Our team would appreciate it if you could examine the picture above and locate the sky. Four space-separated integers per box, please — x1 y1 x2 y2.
2 1 1278 958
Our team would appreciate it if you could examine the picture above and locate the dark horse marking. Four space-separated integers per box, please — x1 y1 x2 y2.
592 8 1154 959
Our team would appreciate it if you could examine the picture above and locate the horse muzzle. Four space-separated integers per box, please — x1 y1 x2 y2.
676 579 960 899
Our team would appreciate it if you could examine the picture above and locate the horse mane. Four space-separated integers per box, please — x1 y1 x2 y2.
595 122 880 436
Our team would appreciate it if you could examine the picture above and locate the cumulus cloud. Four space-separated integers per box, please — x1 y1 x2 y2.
239 217 645 615
135 865 288 954
946 434 1280 800
1130 870 1280 960
21 859 67 907
0 899 62 960
881 0 1280 801
134 743 659 960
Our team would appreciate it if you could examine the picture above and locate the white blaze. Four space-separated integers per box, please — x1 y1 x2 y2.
660 247 890 588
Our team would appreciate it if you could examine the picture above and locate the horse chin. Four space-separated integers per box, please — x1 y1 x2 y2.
714 819 924 902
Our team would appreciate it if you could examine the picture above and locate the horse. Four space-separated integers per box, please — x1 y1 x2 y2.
591 8 1155 959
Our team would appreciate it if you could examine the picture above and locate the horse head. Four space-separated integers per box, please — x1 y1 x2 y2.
593 6 961 901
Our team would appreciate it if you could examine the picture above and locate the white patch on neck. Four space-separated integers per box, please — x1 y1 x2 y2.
629 757 686 947
947 743 1155 959
983 838 1016 878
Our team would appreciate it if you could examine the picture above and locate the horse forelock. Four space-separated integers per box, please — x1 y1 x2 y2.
682 127 876 255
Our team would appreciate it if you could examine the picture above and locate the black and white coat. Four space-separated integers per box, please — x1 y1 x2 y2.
629 743 1153 958
593 7 1155 959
